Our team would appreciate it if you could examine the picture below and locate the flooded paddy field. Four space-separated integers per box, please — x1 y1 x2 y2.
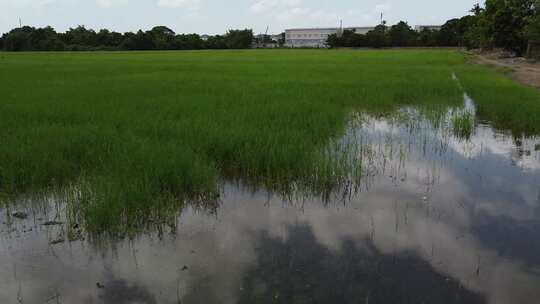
1 50 540 303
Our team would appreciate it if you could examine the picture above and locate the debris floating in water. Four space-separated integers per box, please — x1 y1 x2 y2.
49 239 65 245
12 212 28 219
42 221 64 226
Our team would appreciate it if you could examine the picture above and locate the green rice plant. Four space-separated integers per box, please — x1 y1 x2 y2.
0 49 537 235
455 63 540 136
451 112 475 140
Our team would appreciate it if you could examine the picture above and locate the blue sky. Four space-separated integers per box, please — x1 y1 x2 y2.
0 0 483 35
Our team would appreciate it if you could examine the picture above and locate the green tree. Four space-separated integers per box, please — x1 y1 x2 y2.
3 27 33 51
388 21 417 46
96 29 123 48
461 3 491 49
2 26 66 51
326 33 341 48
525 0 540 57
225 29 253 49
120 30 154 50
174 34 204 50
417 29 440 47
526 1 540 41
205 35 227 49
30 26 64 50
440 16 477 46
344 30 367 47
277 33 286 47
149 26 176 50
478 0 535 55
326 30 365 48
365 25 389 48
62 26 97 47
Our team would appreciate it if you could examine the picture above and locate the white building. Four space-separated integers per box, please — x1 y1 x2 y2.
285 27 375 48
285 25 442 48
271 34 284 42
414 25 442 32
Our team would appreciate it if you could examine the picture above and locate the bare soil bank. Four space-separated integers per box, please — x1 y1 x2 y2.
470 50 540 89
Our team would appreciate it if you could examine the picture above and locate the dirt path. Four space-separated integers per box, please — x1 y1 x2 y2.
473 53 540 89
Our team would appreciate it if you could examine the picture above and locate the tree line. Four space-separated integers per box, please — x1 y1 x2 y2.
328 0 540 56
1 0 538 54
0 26 254 51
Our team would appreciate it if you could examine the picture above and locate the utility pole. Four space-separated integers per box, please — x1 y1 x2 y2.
19 17 22 28
264 25 269 48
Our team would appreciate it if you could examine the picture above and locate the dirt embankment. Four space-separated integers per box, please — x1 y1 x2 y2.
470 50 540 89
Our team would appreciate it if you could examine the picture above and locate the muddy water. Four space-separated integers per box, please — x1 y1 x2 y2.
1 99 540 304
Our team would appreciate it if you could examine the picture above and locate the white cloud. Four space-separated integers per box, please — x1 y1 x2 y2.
2 0 58 9
157 0 200 9
249 0 342 29
249 0 301 14
249 0 384 30
374 2 392 13
96 0 128 8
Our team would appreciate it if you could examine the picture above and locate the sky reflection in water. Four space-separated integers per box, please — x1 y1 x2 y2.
1 97 540 304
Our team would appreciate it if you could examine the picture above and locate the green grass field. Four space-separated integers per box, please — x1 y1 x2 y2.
1 49 538 233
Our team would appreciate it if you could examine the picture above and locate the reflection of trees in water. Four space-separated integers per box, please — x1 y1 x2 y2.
96 265 158 304
237 224 486 304
472 212 540 268
97 278 157 304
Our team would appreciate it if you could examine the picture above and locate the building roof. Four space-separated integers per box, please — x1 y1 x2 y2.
286 26 374 31
414 25 442 29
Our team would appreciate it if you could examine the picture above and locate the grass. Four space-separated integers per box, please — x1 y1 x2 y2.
0 49 538 234
451 112 475 140
457 56 540 136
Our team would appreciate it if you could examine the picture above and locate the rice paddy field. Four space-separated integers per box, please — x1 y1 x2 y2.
1 49 540 303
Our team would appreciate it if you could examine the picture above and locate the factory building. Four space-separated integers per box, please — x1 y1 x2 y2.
414 25 443 32
284 27 375 48
285 25 442 48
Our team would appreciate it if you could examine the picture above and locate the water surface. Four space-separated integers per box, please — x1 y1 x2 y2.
1 97 540 304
